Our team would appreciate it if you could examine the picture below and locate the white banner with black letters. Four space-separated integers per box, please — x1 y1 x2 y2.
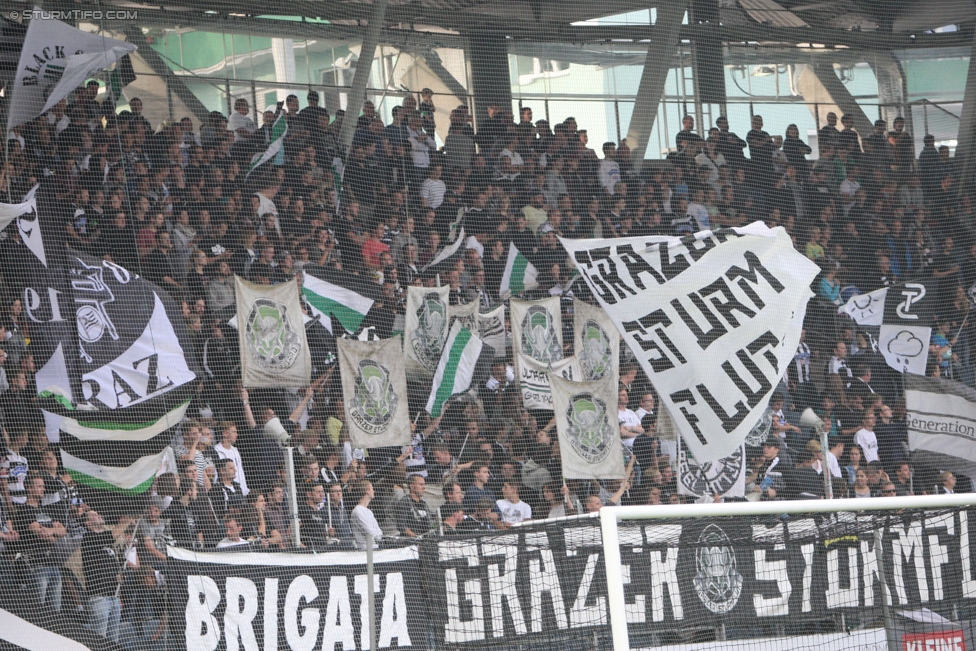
517 353 581 411
905 374 976 463
560 223 819 462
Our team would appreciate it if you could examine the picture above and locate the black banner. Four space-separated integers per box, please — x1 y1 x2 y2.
167 546 424 651
168 509 976 650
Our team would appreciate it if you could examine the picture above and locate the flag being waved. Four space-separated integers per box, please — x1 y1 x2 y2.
302 266 378 334
842 281 935 375
426 322 484 418
7 10 137 130
235 276 311 388
337 337 411 448
246 110 287 179
499 242 539 299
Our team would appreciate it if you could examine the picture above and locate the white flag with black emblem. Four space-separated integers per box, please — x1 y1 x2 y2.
476 304 507 358
235 276 311 388
676 431 746 500
404 285 450 378
573 299 619 383
337 337 411 448
550 373 625 480
561 223 819 462
511 297 563 365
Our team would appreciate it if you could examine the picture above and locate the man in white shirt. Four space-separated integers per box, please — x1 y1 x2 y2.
213 422 249 496
634 392 655 420
496 482 532 528
854 410 880 463
617 388 643 448
227 99 257 142
825 439 844 479
216 515 266 549
598 142 621 195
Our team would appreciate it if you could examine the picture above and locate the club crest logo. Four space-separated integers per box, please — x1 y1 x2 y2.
579 319 613 381
245 298 303 373
521 305 561 363
411 292 447 371
70 258 125 350
350 359 398 435
693 524 743 614
678 444 745 498
744 409 773 447
565 392 614 463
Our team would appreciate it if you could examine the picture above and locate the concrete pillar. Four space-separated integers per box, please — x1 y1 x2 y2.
795 63 874 142
626 0 686 172
338 0 389 157
870 52 915 138
467 30 512 132
954 31 976 195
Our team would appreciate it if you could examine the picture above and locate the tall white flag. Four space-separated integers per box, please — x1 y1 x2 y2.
573 299 619 383
235 276 311 388
404 285 450 378
511 297 563 365
561 223 819 462
476 304 507 358
551 374 625 480
7 12 137 130
337 337 411 448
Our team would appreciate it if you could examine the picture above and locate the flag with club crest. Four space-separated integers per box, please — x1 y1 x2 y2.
404 285 450 378
235 276 311 388
337 336 410 448
550 373 625 480
573 298 619 383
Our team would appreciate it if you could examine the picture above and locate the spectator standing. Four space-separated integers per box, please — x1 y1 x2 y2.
395 475 433 537
213 422 250 496
349 480 383 550
81 510 134 643
15 473 67 612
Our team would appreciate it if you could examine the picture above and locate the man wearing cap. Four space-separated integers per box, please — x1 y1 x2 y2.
752 438 790 500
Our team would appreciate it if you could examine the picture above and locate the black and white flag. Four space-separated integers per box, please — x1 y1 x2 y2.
842 281 936 375
560 223 819 462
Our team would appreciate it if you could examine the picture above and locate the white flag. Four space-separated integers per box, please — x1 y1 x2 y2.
449 299 478 333
843 281 935 376
7 12 137 130
511 297 563 365
551 374 625 480
235 276 311 388
426 323 484 418
676 433 746 500
574 299 619 383
499 242 539 299
517 353 581 411
476 304 507 358
404 285 450 378
337 337 411 448
561 222 819 462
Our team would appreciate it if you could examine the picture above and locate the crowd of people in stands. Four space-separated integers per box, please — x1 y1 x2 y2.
0 81 973 646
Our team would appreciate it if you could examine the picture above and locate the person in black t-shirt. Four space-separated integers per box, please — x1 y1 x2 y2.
14 473 67 612
81 510 134 643
298 484 330 545
395 475 433 537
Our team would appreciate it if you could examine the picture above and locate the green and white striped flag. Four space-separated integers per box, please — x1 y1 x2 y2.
499 242 539 299
246 112 287 179
426 322 484 417
302 268 376 334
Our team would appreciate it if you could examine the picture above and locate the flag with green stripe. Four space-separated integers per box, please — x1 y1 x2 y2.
246 112 287 179
499 242 539 299
302 266 378 334
426 322 484 417
62 447 176 495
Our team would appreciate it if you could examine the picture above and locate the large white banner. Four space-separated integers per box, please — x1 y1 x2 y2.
905 374 976 463
404 285 450 378
573 299 619 383
337 337 411 448
511 297 563 364
7 12 137 130
560 223 819 462
235 276 311 388
550 374 625 479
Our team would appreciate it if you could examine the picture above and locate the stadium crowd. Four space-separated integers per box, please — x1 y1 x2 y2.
0 84 973 646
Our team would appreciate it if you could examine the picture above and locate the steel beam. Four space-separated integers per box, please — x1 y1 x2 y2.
338 0 390 156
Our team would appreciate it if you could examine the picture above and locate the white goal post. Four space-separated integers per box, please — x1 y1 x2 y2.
600 493 976 651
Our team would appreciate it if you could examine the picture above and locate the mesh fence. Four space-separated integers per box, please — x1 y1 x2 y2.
0 1 975 650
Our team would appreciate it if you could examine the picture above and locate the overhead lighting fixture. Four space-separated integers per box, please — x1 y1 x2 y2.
752 65 776 77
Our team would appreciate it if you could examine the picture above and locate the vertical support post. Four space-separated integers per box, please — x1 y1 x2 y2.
367 542 377 651
625 0 686 173
285 447 301 548
601 508 628 651
874 524 900 651
338 0 389 156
